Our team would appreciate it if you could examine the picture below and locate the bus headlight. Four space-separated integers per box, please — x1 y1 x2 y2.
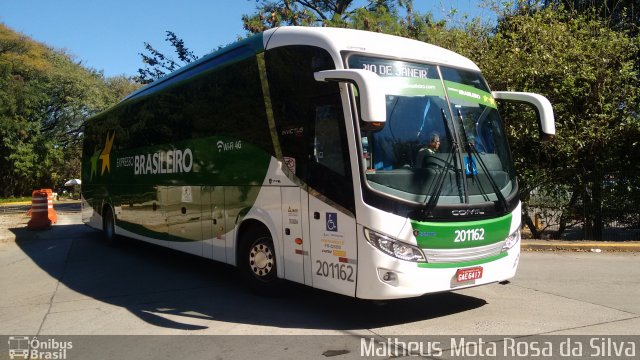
364 228 426 262
502 229 521 251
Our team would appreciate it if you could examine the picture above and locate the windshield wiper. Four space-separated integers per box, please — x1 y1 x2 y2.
457 109 508 212
423 109 464 217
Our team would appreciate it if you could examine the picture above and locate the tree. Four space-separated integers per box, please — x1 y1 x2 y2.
542 0 639 34
481 4 640 239
242 0 356 32
0 24 139 197
135 31 198 84
241 0 423 33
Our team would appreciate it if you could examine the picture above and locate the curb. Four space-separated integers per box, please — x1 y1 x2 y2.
0 199 81 207
0 201 32 206
522 240 640 252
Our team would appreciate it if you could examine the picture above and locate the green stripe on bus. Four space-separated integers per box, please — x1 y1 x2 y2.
411 212 512 249
444 81 497 109
86 135 272 186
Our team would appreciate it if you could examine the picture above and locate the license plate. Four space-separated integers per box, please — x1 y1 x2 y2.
456 267 483 282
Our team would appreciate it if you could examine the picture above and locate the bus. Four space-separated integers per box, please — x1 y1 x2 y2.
81 27 555 300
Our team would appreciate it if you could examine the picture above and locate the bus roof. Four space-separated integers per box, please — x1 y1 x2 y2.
122 33 265 102
264 27 480 72
124 26 480 103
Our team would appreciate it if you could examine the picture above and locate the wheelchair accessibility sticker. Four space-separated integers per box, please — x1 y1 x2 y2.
326 212 338 232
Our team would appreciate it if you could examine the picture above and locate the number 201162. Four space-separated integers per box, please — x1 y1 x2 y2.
454 228 485 242
315 260 354 282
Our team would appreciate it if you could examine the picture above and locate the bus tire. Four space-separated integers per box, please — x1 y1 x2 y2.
240 227 282 294
102 206 120 245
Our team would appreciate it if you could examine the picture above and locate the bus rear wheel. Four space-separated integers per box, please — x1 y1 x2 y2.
240 227 282 293
102 206 120 245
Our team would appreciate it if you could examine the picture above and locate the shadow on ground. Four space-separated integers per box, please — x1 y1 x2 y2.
10 223 486 332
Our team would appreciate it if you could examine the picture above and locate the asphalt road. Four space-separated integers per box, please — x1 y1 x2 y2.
0 212 638 359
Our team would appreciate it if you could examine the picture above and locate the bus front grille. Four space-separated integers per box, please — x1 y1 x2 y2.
422 241 506 263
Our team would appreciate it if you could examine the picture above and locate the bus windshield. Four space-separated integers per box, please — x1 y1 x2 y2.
348 55 517 206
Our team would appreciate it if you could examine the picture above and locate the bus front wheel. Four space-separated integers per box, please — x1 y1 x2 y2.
240 227 282 293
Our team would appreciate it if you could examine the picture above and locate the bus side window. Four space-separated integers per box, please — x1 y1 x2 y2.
308 97 354 212
265 45 354 213
313 104 346 176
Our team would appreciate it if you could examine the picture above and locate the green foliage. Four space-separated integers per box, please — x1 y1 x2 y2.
542 0 639 34
481 3 640 238
241 0 414 33
0 196 30 204
0 24 140 197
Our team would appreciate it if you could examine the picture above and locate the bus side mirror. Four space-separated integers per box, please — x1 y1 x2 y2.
492 91 556 141
314 69 386 124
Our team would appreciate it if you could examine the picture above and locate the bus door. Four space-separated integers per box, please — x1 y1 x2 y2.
306 100 358 297
263 45 357 293
202 186 226 263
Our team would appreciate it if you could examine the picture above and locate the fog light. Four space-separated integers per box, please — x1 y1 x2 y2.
377 269 399 286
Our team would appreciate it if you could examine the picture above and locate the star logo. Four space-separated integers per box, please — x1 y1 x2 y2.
89 145 102 181
483 95 497 107
99 132 115 175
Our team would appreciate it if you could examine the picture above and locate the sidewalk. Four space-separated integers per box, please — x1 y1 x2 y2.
521 239 640 252
0 201 82 243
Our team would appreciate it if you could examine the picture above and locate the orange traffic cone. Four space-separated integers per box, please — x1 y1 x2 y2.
27 190 52 230
41 188 57 224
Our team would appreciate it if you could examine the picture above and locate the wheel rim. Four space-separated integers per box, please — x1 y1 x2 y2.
249 240 274 279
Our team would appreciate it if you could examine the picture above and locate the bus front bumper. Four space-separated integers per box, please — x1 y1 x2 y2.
355 236 520 300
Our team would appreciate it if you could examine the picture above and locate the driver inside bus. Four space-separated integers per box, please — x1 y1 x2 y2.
416 132 440 167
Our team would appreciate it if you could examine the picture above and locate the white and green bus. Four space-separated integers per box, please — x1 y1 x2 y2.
82 27 554 299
